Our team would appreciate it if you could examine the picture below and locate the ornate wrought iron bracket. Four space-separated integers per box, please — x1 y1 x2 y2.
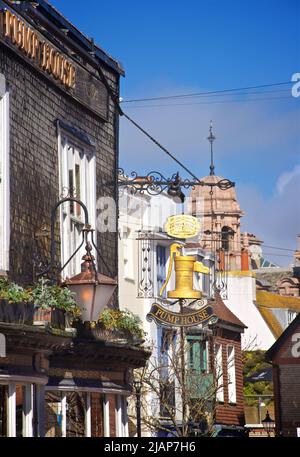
103 168 235 198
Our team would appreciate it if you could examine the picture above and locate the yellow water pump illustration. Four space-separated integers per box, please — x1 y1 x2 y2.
159 243 210 299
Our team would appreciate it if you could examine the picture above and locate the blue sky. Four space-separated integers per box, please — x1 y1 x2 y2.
51 0 300 264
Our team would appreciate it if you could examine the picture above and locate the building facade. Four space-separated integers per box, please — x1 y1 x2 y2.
266 314 300 437
118 186 246 436
0 0 148 437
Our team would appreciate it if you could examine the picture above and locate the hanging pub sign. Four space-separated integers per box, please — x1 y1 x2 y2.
146 302 216 328
0 8 108 120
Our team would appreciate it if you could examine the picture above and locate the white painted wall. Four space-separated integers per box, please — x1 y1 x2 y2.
223 274 275 350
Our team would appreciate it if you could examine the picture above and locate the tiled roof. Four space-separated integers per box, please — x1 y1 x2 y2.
210 293 247 329
256 291 300 311
255 306 283 339
266 313 300 360
255 290 300 339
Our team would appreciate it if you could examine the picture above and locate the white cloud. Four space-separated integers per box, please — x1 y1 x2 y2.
276 163 300 195
238 169 300 266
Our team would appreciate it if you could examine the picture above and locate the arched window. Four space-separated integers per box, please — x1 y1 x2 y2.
221 226 234 251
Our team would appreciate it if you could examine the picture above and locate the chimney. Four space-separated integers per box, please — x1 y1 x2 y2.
241 248 249 271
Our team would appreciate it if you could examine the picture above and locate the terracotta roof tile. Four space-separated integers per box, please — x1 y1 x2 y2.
210 293 247 329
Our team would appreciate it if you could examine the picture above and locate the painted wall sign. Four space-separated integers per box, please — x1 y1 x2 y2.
146 302 216 327
0 8 109 120
0 9 75 88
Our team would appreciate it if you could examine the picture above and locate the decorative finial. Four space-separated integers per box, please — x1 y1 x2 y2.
207 121 216 176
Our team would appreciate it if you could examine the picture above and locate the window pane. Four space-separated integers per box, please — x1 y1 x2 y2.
214 344 224 402
156 246 166 297
45 391 62 437
66 392 86 437
227 346 236 404
75 164 81 217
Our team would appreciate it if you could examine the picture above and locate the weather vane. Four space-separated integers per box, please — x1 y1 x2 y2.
207 121 216 176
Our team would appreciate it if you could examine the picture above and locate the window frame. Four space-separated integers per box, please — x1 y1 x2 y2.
227 345 237 404
57 124 96 278
214 343 224 403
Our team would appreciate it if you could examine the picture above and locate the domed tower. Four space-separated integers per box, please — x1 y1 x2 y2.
189 123 244 270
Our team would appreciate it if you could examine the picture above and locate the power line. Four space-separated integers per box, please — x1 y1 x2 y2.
121 81 292 103
124 95 290 109
263 244 295 252
95 65 201 182
261 252 294 258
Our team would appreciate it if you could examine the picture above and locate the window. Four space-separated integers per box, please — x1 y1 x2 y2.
187 335 208 373
58 129 96 278
221 226 234 252
0 74 9 273
156 245 166 297
123 227 134 280
214 343 224 402
158 327 176 417
227 346 237 404
288 310 297 325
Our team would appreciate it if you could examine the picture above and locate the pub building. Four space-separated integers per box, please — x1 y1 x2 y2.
0 0 149 437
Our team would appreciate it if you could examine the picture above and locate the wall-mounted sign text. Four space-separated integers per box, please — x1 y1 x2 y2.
146 302 216 328
0 9 75 88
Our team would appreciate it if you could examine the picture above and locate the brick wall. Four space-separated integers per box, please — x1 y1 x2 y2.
278 364 300 436
0 41 119 285
214 333 245 426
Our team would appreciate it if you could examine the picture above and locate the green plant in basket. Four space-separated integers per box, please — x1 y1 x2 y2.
31 278 81 317
98 308 145 339
1 281 32 304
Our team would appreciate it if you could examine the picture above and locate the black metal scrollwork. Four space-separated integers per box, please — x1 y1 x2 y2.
116 168 235 197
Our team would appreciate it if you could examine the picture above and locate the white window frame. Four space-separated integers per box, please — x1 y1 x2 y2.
287 310 297 325
214 343 224 402
123 226 135 281
0 74 10 273
57 124 96 278
227 345 237 404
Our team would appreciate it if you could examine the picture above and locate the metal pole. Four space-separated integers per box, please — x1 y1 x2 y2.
180 299 186 436
136 386 142 438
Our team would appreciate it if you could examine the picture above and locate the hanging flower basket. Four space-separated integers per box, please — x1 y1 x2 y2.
0 299 34 325
33 306 66 330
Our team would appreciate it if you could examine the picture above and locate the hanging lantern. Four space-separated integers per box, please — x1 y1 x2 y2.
65 242 117 322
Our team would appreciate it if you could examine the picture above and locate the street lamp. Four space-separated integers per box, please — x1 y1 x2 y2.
64 240 117 322
262 410 275 437
38 197 117 322
133 379 142 438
